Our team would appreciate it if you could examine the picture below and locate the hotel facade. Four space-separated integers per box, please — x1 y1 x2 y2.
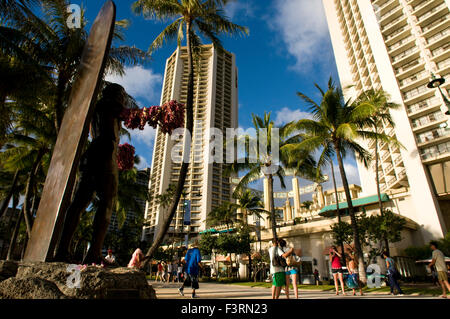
142 45 239 243
322 0 450 244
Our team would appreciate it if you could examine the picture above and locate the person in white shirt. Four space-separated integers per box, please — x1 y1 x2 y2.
268 238 293 299
429 241 450 299
104 249 116 266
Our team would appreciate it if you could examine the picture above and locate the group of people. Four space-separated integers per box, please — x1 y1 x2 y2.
329 245 363 296
269 238 302 299
269 238 450 299
155 260 184 283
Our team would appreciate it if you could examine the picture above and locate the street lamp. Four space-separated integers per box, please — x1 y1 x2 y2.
427 74 450 116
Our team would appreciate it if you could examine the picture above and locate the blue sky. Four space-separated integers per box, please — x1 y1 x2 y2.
78 0 361 197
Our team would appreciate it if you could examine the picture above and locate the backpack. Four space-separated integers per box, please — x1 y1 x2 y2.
272 247 287 267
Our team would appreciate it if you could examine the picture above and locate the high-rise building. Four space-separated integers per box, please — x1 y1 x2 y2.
322 0 450 242
142 45 239 243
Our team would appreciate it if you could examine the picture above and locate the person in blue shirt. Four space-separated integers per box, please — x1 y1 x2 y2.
179 240 202 298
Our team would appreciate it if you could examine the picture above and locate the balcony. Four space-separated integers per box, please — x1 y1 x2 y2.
385 26 410 46
407 97 442 117
388 35 415 54
399 70 429 89
385 163 395 174
437 57 450 74
421 13 450 34
382 151 392 162
397 169 407 180
417 3 448 26
420 141 450 162
416 127 450 146
379 6 403 25
427 28 450 46
412 111 446 131
381 14 407 33
394 155 403 165
403 84 429 101
395 58 423 75
392 47 419 64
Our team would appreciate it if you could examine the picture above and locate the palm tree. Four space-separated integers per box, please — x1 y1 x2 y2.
293 78 391 283
0 101 55 237
232 189 267 225
132 0 248 261
354 89 401 255
208 201 238 232
1 0 148 135
227 112 318 241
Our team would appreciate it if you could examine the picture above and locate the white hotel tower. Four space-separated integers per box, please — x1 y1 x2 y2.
142 45 239 243
322 0 450 243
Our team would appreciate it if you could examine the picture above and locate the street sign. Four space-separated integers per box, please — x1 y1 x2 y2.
183 200 191 225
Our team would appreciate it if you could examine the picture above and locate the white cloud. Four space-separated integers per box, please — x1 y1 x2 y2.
105 66 162 104
136 155 149 170
274 107 312 126
225 0 254 20
269 0 331 72
343 162 360 185
130 127 156 149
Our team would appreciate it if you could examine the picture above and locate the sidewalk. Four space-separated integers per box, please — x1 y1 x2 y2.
150 281 442 299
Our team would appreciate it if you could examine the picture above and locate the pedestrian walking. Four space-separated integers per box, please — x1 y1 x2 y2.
167 261 173 282
162 261 168 282
155 261 164 282
381 251 404 296
329 245 346 295
428 241 450 299
178 240 202 298
314 269 320 285
279 239 300 299
172 261 178 282
268 238 293 299
177 262 184 282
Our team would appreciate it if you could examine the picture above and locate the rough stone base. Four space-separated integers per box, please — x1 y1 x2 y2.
0 276 67 299
0 261 156 299
0 261 18 282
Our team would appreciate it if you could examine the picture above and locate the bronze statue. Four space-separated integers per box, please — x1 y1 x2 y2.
24 1 116 262
55 83 126 264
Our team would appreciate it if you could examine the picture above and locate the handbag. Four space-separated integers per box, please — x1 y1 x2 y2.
346 273 359 289
286 253 302 267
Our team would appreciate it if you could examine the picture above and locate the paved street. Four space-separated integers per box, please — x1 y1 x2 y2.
150 282 440 299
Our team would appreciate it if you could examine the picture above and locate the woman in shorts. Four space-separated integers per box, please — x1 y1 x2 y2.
279 239 300 299
329 245 346 295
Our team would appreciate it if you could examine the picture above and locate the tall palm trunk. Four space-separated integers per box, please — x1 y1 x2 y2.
374 131 390 255
7 208 23 261
267 174 277 241
0 169 19 219
22 148 46 236
334 141 367 283
54 71 67 134
330 160 345 263
144 24 194 263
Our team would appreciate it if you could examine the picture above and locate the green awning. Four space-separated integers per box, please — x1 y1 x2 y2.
319 193 390 217
218 228 234 233
199 228 218 234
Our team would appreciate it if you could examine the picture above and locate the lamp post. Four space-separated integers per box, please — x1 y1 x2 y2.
427 74 450 119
